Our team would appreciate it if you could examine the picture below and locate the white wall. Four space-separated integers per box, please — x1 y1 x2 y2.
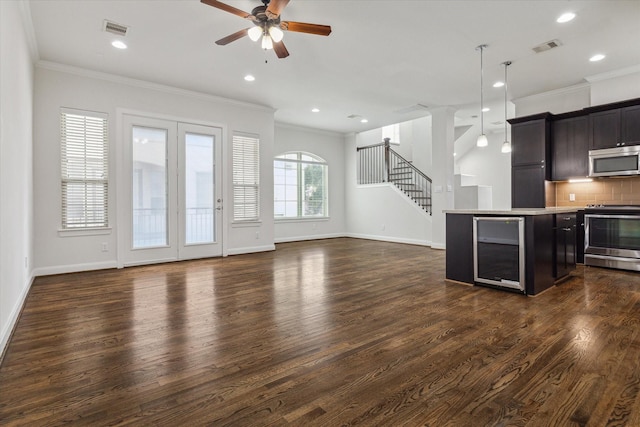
0 1 35 357
274 124 346 242
455 130 512 210
513 83 591 117
589 69 640 106
33 64 276 274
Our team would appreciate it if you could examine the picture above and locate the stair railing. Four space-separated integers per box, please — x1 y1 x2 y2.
357 138 432 214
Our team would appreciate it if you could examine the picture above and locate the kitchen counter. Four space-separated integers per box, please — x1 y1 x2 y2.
445 209 578 295
443 207 578 215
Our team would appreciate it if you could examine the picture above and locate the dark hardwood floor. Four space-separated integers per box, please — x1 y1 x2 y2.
1 238 639 426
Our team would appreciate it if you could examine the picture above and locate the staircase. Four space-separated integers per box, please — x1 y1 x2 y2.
357 139 432 214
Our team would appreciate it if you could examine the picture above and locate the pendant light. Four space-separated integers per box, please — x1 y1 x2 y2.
476 44 488 147
501 61 512 154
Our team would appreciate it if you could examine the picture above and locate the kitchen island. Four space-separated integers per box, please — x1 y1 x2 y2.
444 208 578 296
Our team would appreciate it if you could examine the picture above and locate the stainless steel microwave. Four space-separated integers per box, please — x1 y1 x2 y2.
589 145 640 177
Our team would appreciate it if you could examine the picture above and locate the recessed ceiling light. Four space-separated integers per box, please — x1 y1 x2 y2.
482 107 490 112
493 81 505 88
453 152 457 157
244 75 255 82
557 12 576 23
111 40 127 49
311 108 320 113
360 119 368 123
590 54 605 62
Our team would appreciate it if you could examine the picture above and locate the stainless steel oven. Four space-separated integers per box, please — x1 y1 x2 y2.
584 206 640 271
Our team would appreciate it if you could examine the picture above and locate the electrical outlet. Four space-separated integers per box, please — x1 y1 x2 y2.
381 224 386 231
101 242 108 252
569 193 575 201
24 257 28 268
256 231 260 239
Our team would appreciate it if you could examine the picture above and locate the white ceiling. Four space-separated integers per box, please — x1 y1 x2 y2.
27 0 640 134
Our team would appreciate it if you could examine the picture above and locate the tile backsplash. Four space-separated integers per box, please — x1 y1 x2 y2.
555 176 640 207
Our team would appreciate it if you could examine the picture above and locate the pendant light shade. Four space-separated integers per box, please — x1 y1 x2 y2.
501 61 512 154
476 44 488 147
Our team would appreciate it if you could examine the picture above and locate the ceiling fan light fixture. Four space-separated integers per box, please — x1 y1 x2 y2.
248 26 262 42
269 25 284 43
261 34 273 50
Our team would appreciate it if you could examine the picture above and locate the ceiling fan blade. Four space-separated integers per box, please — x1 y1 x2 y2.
273 41 290 59
280 21 332 36
266 0 290 19
215 28 250 45
201 0 253 20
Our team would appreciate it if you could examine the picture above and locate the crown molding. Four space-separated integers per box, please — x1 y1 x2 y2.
36 60 276 113
585 64 640 83
275 121 344 138
512 82 590 105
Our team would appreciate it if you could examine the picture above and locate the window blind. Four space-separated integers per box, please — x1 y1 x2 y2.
60 109 109 228
232 133 259 221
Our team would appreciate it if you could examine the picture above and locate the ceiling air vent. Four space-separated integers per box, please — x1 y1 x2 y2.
103 20 129 36
532 39 562 54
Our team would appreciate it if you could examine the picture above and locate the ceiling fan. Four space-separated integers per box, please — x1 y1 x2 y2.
201 0 332 59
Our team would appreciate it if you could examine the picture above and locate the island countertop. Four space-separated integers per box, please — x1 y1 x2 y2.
443 207 579 216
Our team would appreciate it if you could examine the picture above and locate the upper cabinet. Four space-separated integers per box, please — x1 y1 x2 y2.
621 105 640 146
589 102 640 150
509 113 551 208
510 114 551 171
552 115 588 180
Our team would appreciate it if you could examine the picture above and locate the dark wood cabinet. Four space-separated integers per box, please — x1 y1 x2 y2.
589 109 620 150
552 115 588 180
621 104 640 145
509 114 551 208
589 103 640 150
512 164 546 208
511 116 550 169
445 213 474 284
554 213 576 279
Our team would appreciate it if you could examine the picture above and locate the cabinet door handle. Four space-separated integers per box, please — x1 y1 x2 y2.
563 217 571 221
562 227 572 232
621 142 626 146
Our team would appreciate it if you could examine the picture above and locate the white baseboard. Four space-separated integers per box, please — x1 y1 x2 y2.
226 244 276 256
32 260 118 277
274 233 345 244
1 273 34 362
345 233 432 247
431 243 446 250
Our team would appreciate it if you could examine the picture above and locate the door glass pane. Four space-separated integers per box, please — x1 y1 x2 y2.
132 126 167 248
185 133 215 244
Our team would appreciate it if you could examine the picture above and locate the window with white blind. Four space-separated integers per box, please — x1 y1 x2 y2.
274 152 328 219
232 133 260 221
60 108 109 229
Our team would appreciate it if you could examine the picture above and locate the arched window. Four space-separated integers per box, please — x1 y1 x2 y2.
274 152 328 218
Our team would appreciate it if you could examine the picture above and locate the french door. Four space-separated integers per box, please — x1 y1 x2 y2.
121 115 222 266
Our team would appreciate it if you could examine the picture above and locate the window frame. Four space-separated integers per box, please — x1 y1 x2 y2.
274 151 328 220
60 108 109 231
